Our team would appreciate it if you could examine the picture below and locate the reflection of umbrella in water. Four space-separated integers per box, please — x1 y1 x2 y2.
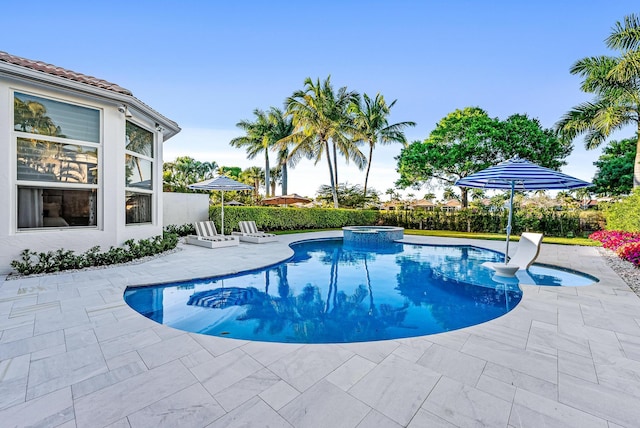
262 193 311 206
187 287 259 309
188 176 253 234
455 157 592 263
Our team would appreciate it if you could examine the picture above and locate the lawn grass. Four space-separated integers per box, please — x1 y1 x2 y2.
276 228 600 246
404 229 600 246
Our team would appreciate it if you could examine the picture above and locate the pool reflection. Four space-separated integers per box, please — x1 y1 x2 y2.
125 239 532 343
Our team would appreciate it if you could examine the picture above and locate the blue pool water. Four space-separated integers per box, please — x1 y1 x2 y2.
124 239 597 344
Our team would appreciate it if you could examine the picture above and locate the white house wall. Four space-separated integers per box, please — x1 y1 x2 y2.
0 76 166 274
163 192 210 227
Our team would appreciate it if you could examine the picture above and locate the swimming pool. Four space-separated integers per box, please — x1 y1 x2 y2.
124 239 596 344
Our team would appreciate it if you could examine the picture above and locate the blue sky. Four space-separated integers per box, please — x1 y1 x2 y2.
3 1 638 199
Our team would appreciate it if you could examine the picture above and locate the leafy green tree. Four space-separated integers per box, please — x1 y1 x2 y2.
397 107 571 207
218 166 242 180
230 109 274 197
162 156 217 192
396 108 499 207
499 114 571 170
351 93 416 202
556 14 640 187
592 136 636 195
284 76 360 207
316 182 379 208
605 188 640 231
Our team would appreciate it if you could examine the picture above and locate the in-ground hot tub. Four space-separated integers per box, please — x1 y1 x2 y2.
342 226 404 245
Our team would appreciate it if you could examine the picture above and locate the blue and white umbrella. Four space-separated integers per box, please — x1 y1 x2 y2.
455 157 592 262
188 176 253 234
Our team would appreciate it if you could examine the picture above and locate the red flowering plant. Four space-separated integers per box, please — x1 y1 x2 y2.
589 230 640 250
616 241 640 267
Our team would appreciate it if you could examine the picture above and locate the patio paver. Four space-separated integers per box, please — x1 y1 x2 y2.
1 231 639 428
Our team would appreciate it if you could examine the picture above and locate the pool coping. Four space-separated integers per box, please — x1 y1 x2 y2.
1 231 639 427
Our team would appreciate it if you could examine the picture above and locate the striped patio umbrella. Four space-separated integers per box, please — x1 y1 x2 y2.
188 176 253 234
455 157 592 263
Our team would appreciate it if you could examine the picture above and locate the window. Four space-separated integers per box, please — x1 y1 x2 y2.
18 188 97 228
14 92 100 142
125 121 154 224
14 92 100 230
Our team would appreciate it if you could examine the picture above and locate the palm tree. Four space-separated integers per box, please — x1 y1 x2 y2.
268 107 295 195
241 166 264 202
351 93 416 201
230 109 274 197
283 76 360 208
556 13 640 186
269 166 281 196
162 156 217 192
443 187 458 201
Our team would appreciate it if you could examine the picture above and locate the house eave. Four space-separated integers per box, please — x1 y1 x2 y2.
0 61 181 140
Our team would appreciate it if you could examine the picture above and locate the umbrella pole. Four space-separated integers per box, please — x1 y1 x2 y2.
505 182 515 264
221 191 225 235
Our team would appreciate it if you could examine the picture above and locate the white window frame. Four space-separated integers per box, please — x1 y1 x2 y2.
12 89 102 231
124 119 155 225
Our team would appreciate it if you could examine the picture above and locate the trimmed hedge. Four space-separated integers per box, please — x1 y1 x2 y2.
206 205 602 238
379 207 601 238
209 206 379 234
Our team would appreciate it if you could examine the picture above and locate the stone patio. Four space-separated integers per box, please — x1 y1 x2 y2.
1 231 639 427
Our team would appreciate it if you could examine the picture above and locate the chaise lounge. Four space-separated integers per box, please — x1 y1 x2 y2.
232 220 278 243
186 221 239 248
483 232 543 276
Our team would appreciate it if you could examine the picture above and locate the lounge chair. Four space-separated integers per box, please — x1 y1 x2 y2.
232 220 277 243
483 232 543 276
186 221 239 248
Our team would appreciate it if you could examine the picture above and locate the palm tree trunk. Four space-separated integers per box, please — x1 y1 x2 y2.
363 142 373 202
264 152 270 198
282 161 288 195
253 179 260 202
635 124 640 188
332 141 339 191
324 140 339 207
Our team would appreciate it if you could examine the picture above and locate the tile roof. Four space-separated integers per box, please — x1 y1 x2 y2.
0 51 132 95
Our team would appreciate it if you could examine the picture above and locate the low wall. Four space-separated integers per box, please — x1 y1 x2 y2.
163 192 209 227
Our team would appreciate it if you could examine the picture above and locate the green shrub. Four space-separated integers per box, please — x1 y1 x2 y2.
604 189 640 232
210 206 379 234
10 232 179 276
164 223 196 236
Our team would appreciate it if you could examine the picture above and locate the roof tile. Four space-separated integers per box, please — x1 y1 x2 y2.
0 51 132 95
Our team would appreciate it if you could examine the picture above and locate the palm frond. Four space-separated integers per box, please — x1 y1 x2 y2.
555 101 604 140
606 13 640 51
608 50 640 84
570 56 619 93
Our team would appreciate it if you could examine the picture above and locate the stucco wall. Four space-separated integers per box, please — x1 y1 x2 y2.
163 192 210 227
0 76 167 275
